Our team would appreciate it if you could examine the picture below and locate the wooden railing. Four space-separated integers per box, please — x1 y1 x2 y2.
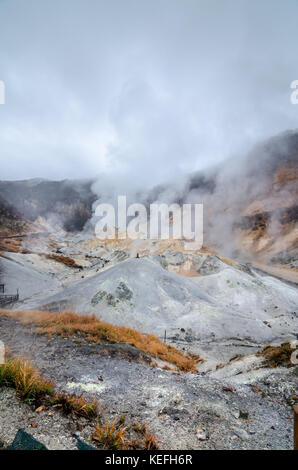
0 293 19 305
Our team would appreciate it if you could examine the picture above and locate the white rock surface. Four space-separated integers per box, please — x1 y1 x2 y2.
21 256 298 344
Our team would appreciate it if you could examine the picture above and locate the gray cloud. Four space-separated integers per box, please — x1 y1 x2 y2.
0 0 297 186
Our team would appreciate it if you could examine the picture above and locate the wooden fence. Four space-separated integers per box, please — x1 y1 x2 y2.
0 293 19 306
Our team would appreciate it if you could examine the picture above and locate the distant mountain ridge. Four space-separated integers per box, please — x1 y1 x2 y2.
0 131 297 277
0 178 96 233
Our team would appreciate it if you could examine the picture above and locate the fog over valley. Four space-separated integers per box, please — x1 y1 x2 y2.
0 0 298 187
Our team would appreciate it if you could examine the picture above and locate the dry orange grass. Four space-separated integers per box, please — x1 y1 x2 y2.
256 342 296 368
0 352 159 448
144 429 160 450
92 418 160 450
133 421 160 450
0 238 22 253
46 253 82 268
0 309 201 372
92 419 128 449
0 352 98 418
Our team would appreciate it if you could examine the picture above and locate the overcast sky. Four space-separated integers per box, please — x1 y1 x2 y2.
0 0 297 186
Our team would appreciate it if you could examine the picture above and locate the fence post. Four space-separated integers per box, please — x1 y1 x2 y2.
164 330 166 343
294 405 298 450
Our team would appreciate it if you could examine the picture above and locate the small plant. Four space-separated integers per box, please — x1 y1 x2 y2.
118 415 126 425
133 421 147 435
0 309 202 372
0 354 99 418
50 392 98 419
132 421 160 449
0 355 54 404
92 419 128 449
257 342 296 368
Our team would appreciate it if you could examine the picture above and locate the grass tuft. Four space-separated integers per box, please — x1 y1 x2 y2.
0 353 98 418
132 421 160 450
256 342 296 368
92 418 160 450
0 352 160 449
0 355 54 404
46 253 82 268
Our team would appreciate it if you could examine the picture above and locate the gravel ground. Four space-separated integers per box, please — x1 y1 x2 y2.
0 316 297 450
0 388 94 450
